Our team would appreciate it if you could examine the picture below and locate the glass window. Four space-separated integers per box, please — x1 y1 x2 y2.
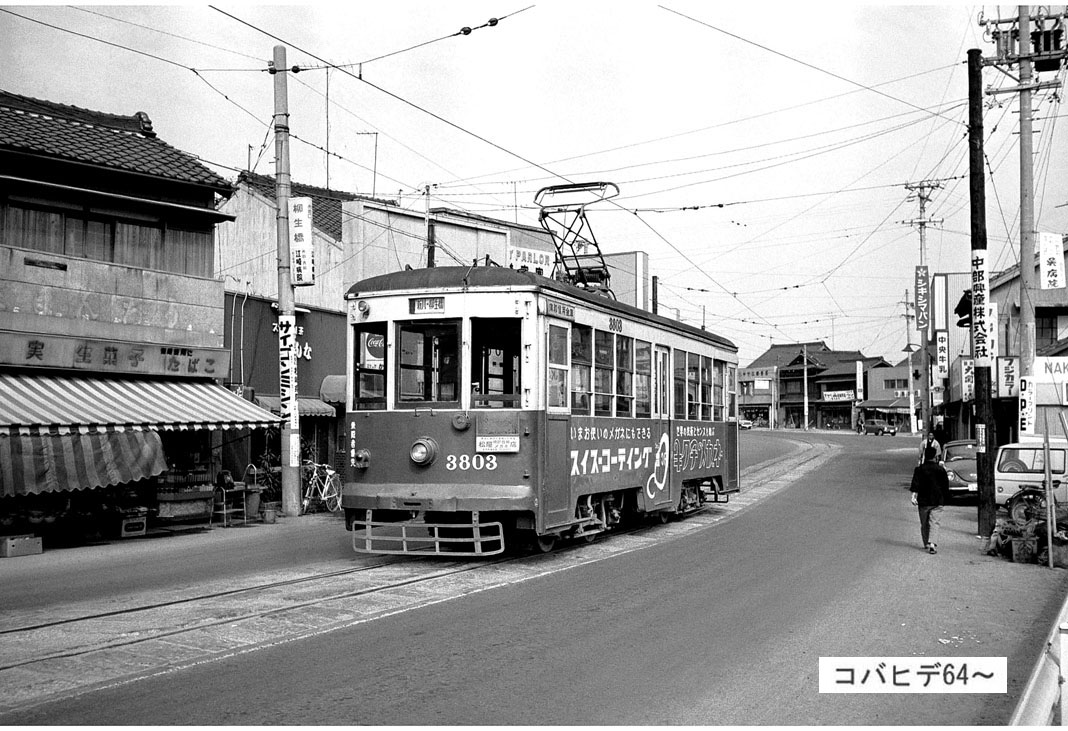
397 321 459 405
727 365 737 418
713 360 725 420
353 324 387 410
701 356 713 421
548 324 569 410
594 330 614 416
471 318 521 408
616 335 633 416
687 352 700 419
635 340 651 418
999 447 1067 473
674 350 688 419
571 325 592 415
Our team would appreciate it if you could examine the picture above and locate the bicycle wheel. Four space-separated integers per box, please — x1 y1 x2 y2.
300 477 318 515
323 473 342 512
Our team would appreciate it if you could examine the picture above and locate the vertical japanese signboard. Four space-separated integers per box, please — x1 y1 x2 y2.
278 314 299 465
997 356 1019 398
1039 232 1065 290
915 265 929 332
289 197 315 286
971 250 990 367
986 302 998 359
961 358 975 402
1019 375 1035 435
935 330 949 377
855 360 864 402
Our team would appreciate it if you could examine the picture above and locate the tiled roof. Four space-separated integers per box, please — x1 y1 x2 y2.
745 341 829 369
0 90 231 191
239 171 396 242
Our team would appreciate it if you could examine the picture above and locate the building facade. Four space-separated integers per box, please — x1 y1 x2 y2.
0 91 277 542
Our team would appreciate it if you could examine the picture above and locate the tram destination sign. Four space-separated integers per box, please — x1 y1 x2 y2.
409 296 445 314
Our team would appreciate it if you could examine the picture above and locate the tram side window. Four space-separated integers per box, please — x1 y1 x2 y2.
635 340 651 418
571 325 592 415
673 349 687 419
616 335 633 416
687 352 701 419
594 330 614 416
728 365 737 418
547 324 569 409
700 355 713 421
353 324 387 410
714 360 726 420
397 321 460 405
471 318 521 408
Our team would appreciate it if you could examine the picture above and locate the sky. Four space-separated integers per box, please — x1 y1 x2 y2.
1 2 1066 367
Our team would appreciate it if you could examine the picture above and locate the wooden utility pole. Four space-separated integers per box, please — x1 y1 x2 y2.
272 45 301 517
968 48 996 546
903 180 943 434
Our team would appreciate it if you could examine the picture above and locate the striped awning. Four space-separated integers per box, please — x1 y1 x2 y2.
255 395 337 417
0 430 168 497
0 373 280 436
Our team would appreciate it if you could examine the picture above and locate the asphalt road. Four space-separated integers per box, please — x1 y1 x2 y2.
4 430 1066 725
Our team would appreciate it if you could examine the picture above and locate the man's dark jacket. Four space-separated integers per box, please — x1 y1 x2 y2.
910 460 948 507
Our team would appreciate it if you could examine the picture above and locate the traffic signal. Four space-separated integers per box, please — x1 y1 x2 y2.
954 290 972 327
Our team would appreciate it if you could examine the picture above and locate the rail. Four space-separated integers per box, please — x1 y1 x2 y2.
1010 592 1068 724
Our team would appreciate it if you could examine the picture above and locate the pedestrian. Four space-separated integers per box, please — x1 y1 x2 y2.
918 430 941 464
910 445 948 554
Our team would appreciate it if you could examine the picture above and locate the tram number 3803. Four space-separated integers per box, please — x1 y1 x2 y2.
445 454 499 471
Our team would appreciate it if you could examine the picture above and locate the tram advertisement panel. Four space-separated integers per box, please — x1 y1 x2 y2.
568 418 731 510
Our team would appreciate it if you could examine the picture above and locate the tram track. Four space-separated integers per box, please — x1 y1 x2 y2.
0 436 838 715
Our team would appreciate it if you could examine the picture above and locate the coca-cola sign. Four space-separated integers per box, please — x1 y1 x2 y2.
362 332 384 369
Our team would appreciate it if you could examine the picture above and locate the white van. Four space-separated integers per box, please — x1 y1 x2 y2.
994 438 1068 506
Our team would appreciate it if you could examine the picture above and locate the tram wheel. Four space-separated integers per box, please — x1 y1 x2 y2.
535 534 557 553
582 532 597 544
658 510 672 524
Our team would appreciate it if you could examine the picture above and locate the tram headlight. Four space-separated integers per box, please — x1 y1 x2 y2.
410 437 438 466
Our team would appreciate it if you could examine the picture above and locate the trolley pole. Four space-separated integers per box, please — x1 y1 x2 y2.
272 45 301 517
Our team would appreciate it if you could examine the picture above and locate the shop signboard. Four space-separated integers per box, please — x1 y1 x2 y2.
1039 231 1065 290
1019 376 1035 435
970 250 990 367
961 358 975 402
997 356 1019 398
289 197 315 286
935 331 949 377
915 265 929 332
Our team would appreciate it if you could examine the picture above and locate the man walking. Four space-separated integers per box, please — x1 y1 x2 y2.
911 445 948 554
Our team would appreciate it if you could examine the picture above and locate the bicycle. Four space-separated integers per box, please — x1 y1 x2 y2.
301 461 342 514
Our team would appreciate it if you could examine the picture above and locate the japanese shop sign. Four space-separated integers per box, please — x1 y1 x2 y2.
1039 231 1065 290
1019 376 1035 435
971 250 990 367
914 265 929 332
288 197 315 286
278 314 299 435
476 435 521 453
961 358 974 402
855 361 864 402
935 331 949 377
823 390 854 402
986 302 998 359
4 332 224 377
996 356 1019 398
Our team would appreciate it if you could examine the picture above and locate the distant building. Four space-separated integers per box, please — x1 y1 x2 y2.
739 342 888 430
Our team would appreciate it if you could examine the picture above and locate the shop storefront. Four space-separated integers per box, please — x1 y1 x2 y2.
0 372 278 542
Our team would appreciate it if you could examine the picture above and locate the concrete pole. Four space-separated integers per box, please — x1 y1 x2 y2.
273 45 301 517
803 343 809 430
1018 6 1037 384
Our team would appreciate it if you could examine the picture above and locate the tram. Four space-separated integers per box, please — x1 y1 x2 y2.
340 264 741 555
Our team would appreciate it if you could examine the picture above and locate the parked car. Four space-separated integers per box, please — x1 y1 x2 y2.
862 419 897 436
738 418 753 430
940 439 978 499
994 438 1068 507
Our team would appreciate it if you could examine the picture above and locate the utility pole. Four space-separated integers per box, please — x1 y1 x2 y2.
969 47 998 547
424 185 435 267
271 45 301 517
975 6 1065 546
802 343 809 430
903 180 944 434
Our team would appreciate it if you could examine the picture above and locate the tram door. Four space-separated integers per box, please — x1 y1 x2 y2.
543 322 573 527
650 346 673 507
